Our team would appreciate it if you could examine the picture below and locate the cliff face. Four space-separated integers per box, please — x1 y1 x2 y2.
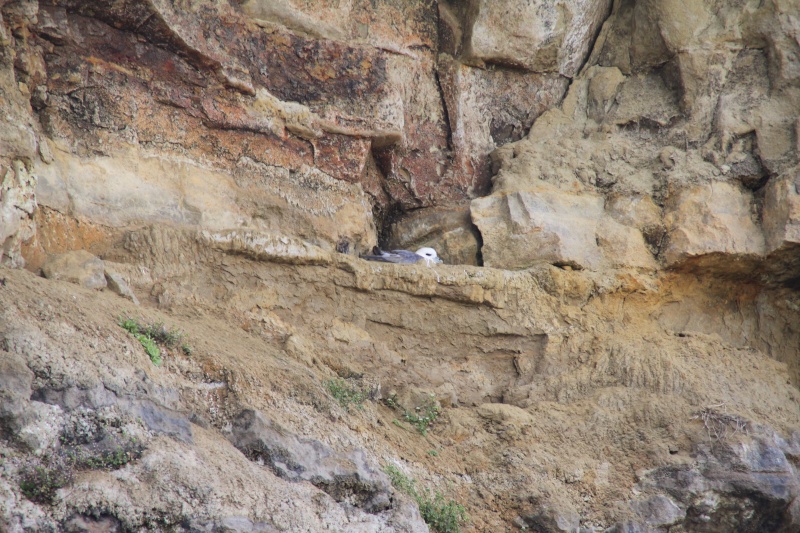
2 1 800 532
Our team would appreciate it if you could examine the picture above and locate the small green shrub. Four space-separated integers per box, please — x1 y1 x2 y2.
384 394 441 435
19 411 146 505
384 393 400 410
75 446 141 470
325 378 368 412
18 457 73 505
401 396 441 436
139 334 162 365
384 465 468 533
119 317 192 365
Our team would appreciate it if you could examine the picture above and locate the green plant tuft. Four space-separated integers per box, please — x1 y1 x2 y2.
138 334 162 365
325 378 368 412
384 394 441 435
384 465 468 533
18 457 73 505
119 317 191 365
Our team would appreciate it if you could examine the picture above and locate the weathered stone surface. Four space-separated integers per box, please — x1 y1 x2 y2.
662 182 765 266
453 0 612 77
0 161 37 268
0 350 35 440
634 435 800 533
597 216 658 270
605 193 665 249
518 502 581 533
0 350 65 455
230 409 392 513
471 184 605 270
586 66 626 122
630 494 685 527
4 0 800 531
41 250 107 290
604 522 651 533
186 515 280 533
438 54 569 197
762 167 800 254
103 266 140 305
605 70 681 128
0 1 41 218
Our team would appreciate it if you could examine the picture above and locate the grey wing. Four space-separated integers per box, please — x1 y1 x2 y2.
360 254 394 262
386 250 424 263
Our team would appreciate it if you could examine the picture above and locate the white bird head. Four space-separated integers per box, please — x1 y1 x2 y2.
415 247 443 265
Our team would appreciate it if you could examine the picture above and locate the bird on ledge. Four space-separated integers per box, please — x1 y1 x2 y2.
360 247 443 267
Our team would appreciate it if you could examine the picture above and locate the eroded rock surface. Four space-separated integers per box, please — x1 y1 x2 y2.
473 0 800 275
1 0 800 532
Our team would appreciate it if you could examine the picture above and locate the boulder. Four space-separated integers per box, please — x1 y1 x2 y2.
455 0 613 77
597 217 658 270
471 184 605 270
41 250 107 290
103 268 140 305
230 409 392 513
518 502 581 533
762 167 800 254
437 54 569 196
630 494 686 527
0 161 37 268
634 435 800 533
662 182 765 266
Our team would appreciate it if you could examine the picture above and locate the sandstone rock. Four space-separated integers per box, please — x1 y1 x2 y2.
240 0 347 42
471 184 605 270
0 160 37 268
104 270 139 306
0 350 35 443
455 0 612 77
41 250 107 290
587 66 626 122
595 0 670 74
605 193 665 248
605 71 681 128
4 0 800 531
630 494 685 527
230 409 392 513
201 230 333 266
597 217 658 270
762 167 800 254
437 54 569 196
518 502 581 533
662 182 765 266
476 403 535 426
635 435 800 533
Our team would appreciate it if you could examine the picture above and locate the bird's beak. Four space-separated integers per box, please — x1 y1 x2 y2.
436 257 443 264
